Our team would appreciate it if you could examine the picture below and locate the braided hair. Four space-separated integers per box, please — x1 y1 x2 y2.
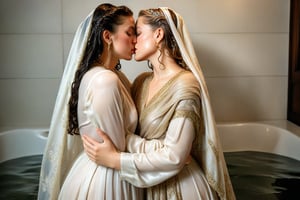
68 3 133 135
138 8 187 70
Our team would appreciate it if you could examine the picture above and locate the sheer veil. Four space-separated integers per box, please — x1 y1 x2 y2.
160 7 236 200
37 10 94 200
36 6 235 200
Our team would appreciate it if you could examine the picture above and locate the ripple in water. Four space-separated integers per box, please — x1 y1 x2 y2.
225 151 300 200
0 152 299 199
0 155 42 199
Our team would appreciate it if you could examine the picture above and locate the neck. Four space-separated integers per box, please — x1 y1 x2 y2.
102 59 118 70
150 57 182 81
97 48 118 70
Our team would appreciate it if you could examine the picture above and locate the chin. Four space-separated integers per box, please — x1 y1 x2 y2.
134 55 143 61
123 55 132 61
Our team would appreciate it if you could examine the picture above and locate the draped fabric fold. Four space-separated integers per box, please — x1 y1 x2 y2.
37 11 93 200
160 7 236 200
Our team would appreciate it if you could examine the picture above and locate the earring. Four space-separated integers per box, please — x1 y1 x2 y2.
156 42 159 49
147 60 153 69
108 42 111 51
159 64 165 70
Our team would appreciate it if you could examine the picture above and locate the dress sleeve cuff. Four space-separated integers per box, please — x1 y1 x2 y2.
119 152 137 181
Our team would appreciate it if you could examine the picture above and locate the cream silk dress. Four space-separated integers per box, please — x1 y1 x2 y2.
120 71 219 200
118 7 235 200
58 67 143 199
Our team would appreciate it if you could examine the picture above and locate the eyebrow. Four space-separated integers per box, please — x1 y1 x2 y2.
128 26 135 32
124 26 135 35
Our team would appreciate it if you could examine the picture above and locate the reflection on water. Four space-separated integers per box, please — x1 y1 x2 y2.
225 151 300 200
0 155 42 200
0 152 299 199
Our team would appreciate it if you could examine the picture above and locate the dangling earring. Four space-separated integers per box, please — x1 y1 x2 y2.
159 63 165 70
115 60 121 70
147 60 153 69
108 42 111 51
156 41 160 49
157 46 165 70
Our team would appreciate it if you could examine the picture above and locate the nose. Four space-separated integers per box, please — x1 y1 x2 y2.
132 35 137 44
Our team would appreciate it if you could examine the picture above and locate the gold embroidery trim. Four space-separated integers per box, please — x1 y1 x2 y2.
147 175 182 200
139 71 188 123
172 109 200 130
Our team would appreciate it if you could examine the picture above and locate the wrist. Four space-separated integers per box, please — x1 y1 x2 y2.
111 151 121 170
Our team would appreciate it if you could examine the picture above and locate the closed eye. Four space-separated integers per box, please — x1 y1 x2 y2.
126 31 133 36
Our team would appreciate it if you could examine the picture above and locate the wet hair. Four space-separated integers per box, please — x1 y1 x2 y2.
138 8 187 69
68 3 133 135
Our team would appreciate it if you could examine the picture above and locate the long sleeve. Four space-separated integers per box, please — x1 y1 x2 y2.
78 69 136 151
120 100 197 187
126 133 164 153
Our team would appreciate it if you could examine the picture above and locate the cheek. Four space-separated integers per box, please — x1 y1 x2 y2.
118 36 131 47
135 38 156 61
114 37 133 58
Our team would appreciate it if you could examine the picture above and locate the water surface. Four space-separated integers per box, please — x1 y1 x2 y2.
0 151 300 199
225 151 300 200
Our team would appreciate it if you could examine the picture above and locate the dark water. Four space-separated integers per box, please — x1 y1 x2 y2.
225 151 300 200
0 155 42 200
0 152 300 200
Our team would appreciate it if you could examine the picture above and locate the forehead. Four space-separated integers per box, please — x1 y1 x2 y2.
119 16 135 28
136 16 145 25
136 17 150 30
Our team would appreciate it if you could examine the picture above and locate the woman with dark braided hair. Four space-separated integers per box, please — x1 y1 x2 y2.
38 3 143 200
83 7 235 200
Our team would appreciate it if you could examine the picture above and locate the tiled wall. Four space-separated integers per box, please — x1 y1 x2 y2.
0 0 290 129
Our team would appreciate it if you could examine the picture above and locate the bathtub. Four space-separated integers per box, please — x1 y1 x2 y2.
0 128 48 162
217 120 300 161
0 120 299 162
1 121 299 199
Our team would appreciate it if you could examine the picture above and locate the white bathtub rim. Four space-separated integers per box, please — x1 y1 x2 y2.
217 120 300 136
0 128 49 137
217 120 300 161
0 128 48 162
1 120 299 162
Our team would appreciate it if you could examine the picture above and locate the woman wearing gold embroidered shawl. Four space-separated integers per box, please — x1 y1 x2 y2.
83 7 235 200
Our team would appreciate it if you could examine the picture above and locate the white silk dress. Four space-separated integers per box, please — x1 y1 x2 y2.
58 67 143 200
